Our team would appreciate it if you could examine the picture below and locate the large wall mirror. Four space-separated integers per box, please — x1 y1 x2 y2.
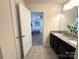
59 6 78 36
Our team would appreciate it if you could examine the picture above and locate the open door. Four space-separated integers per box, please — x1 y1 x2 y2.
19 3 32 58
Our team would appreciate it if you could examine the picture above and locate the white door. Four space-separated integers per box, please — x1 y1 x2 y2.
10 0 22 59
19 3 32 58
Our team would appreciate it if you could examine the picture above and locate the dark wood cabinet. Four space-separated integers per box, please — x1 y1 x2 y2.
50 33 75 59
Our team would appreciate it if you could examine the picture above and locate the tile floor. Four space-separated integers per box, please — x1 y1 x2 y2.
25 46 58 59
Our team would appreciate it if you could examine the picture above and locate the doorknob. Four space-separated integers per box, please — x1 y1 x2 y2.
22 35 26 37
16 36 20 39
16 35 25 39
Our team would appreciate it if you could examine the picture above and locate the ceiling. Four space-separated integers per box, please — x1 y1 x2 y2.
23 0 70 4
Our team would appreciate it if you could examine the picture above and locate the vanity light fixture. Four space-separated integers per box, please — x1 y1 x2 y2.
63 0 78 11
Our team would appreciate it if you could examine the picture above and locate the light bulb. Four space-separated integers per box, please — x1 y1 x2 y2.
63 0 78 11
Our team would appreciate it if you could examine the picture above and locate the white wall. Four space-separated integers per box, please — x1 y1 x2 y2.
0 0 17 59
25 4 62 46
0 47 3 59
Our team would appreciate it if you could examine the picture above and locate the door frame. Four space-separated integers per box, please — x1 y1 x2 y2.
17 4 24 58
31 10 45 46
9 0 23 59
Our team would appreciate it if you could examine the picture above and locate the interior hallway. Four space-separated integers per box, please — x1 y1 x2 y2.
25 46 58 59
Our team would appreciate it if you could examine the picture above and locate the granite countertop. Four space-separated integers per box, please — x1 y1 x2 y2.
50 31 77 48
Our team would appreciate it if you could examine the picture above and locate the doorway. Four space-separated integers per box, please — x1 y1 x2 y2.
31 11 44 46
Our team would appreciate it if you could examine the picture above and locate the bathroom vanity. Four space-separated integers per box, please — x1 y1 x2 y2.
50 31 77 59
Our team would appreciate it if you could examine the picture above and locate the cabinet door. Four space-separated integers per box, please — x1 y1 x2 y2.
53 37 60 54
58 41 68 59
50 33 55 48
58 40 75 59
50 34 60 54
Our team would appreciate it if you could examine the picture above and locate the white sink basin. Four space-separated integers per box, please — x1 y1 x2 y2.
69 40 77 45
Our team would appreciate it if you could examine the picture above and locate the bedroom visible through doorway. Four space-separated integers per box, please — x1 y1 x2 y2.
31 11 44 46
